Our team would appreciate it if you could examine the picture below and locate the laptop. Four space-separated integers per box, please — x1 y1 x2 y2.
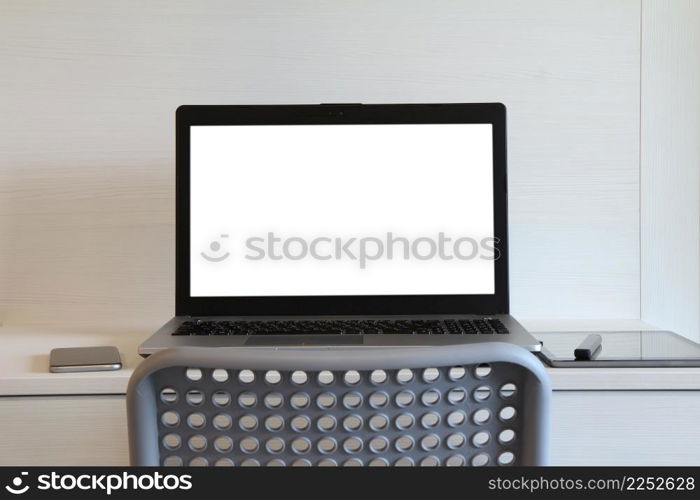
138 103 540 356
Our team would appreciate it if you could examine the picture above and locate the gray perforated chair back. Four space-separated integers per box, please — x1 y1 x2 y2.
127 343 550 466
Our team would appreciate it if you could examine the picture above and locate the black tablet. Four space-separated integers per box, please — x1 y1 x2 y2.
536 330 700 367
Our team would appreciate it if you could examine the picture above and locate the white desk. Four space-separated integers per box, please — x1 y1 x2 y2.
1 320 700 466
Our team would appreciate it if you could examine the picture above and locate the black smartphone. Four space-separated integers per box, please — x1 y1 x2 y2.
49 346 122 373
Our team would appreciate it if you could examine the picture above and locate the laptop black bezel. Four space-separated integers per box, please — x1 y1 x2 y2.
176 103 509 316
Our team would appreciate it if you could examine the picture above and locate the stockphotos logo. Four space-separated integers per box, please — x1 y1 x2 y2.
201 231 500 269
201 233 230 262
4 472 29 495
3 471 192 496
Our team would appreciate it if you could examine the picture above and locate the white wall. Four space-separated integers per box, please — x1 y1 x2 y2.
641 0 700 341
0 0 687 334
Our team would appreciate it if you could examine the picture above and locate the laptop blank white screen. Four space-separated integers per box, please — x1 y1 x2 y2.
190 124 495 297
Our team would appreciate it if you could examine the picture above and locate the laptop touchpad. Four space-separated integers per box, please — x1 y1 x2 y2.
245 336 364 346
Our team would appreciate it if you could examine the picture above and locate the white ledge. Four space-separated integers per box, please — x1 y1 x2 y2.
1 320 699 396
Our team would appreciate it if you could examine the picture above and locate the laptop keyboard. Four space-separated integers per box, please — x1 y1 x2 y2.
173 318 509 336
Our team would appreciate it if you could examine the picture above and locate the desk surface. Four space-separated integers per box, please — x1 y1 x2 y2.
2 319 700 396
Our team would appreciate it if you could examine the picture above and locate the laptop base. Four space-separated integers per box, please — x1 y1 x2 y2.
138 314 540 356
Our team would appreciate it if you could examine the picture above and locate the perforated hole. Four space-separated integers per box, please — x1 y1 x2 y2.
343 458 363 467
266 437 285 454
214 436 234 453
395 390 415 408
238 369 255 384
499 406 517 422
446 432 466 449
163 456 183 466
212 369 229 383
369 391 389 409
187 412 206 429
215 458 234 466
395 435 414 452
317 415 337 433
420 456 440 466
318 437 338 454
343 414 363 432
264 392 284 409
318 458 338 467
238 391 257 409
473 408 491 425
395 413 415 430
448 366 466 381
447 387 467 405
161 411 180 427
343 370 361 385
475 363 492 379
185 390 204 406
316 392 337 409
420 411 441 429
472 431 491 447
240 437 259 454
423 367 440 383
447 455 467 467
397 368 414 384
265 370 282 385
239 414 259 432
240 458 260 467
292 459 312 467
499 429 516 444
213 413 232 431
266 459 286 467
369 457 389 467
160 388 178 404
212 391 231 407
291 415 311 432
395 457 415 466
342 392 363 409
162 433 181 450
369 436 389 453
343 437 363 454
447 410 467 427
265 415 285 432
471 453 490 466
421 389 441 406
473 385 492 402
291 392 310 409
291 437 311 454
420 434 440 451
291 370 308 385
498 451 515 466
185 368 202 381
318 370 335 385
368 414 389 432
370 369 387 385
189 457 208 466
499 382 517 399
188 435 207 452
